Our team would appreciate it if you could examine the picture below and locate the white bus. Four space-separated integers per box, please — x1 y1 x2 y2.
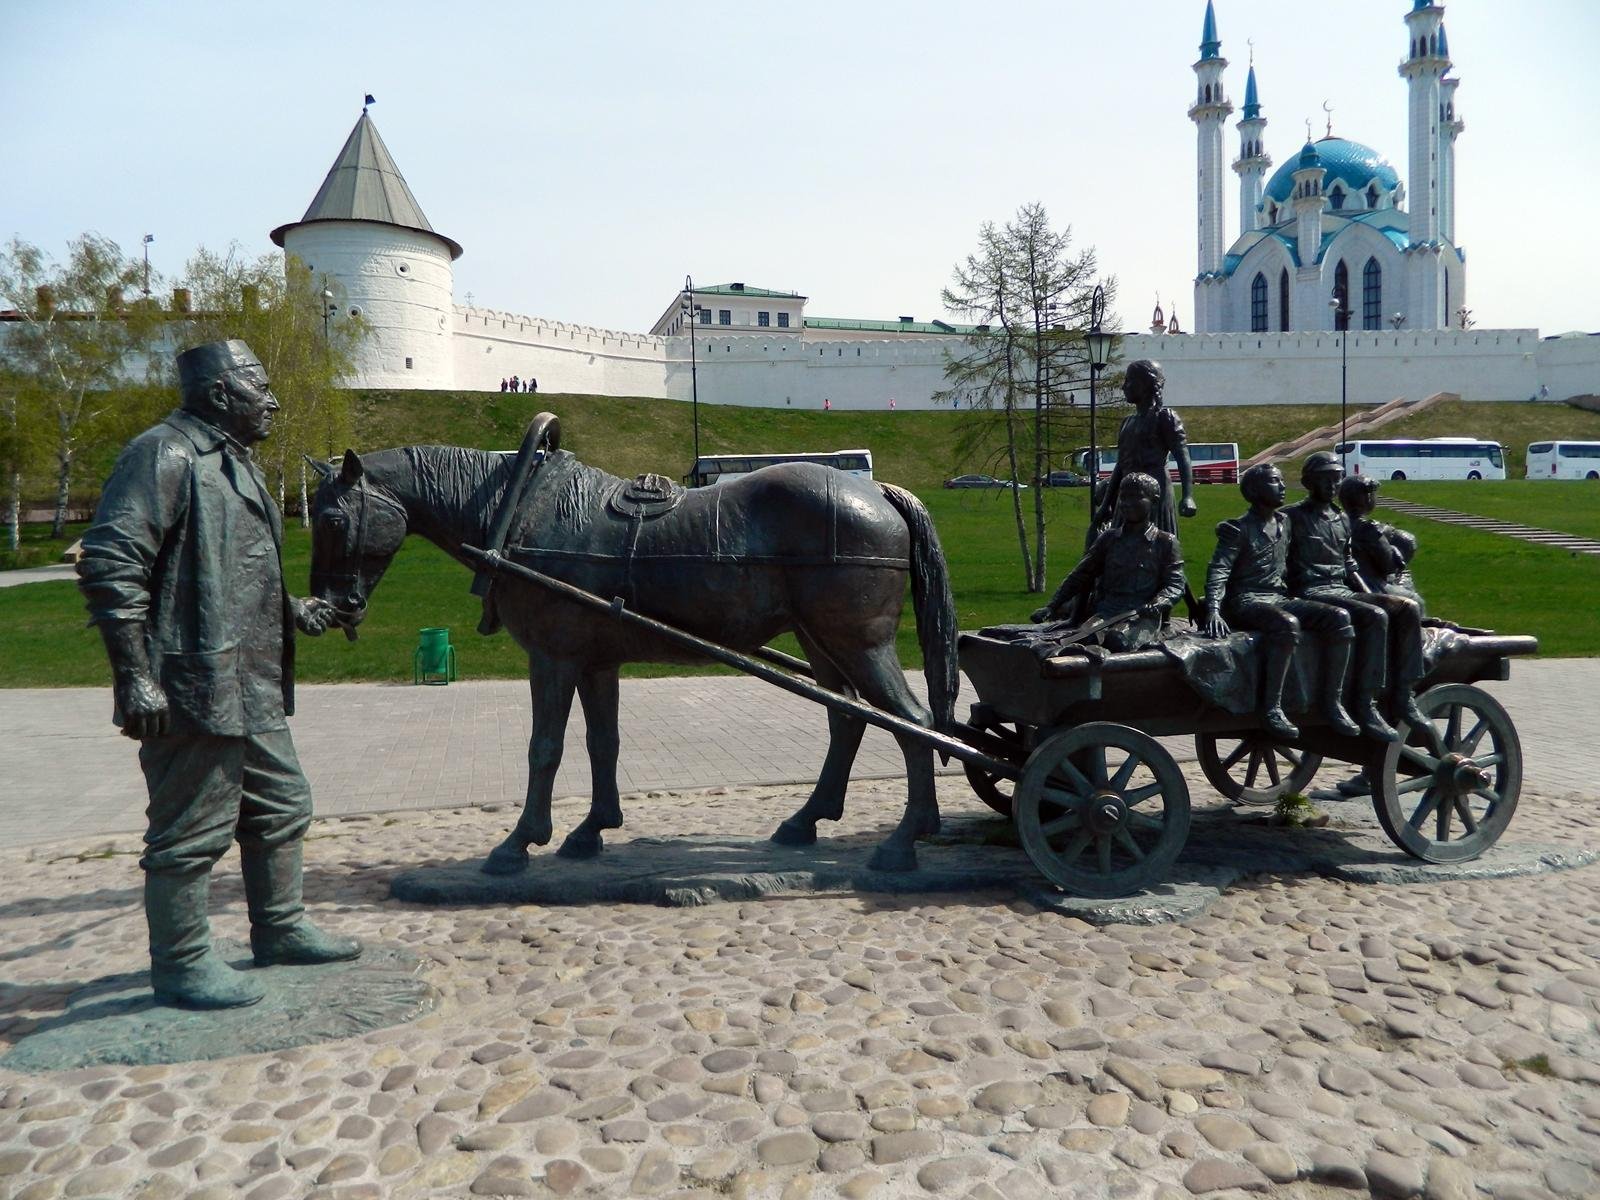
1334 438 1506 481
1526 441 1600 480
686 449 874 487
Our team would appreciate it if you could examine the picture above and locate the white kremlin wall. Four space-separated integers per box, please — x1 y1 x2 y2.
436 302 1596 410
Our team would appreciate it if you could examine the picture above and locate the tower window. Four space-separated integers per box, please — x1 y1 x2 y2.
405 357 414 370
1363 258 1383 330
1278 268 1290 331
1250 274 1268 333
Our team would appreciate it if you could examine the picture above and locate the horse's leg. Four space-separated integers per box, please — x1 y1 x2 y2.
482 650 580 876
836 642 940 873
772 638 866 846
558 666 624 859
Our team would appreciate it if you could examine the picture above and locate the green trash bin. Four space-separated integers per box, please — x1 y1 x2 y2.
413 627 457 685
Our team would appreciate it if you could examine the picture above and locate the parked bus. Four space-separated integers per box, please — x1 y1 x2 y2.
685 449 874 487
1526 441 1600 480
1070 442 1240 484
1334 438 1506 481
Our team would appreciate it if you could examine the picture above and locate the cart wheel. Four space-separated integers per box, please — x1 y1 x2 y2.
1196 733 1322 806
1016 723 1191 899
1373 684 1521 863
963 713 1027 816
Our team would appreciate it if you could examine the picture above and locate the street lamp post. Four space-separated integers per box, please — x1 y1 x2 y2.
1329 290 1352 468
683 275 702 480
141 234 154 300
1083 285 1117 508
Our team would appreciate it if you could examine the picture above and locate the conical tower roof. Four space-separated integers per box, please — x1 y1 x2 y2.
271 111 462 259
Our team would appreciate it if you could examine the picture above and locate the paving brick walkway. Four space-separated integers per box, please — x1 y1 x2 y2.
1381 498 1600 556
3 658 1593 851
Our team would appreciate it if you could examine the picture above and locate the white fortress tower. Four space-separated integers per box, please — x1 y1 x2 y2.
271 110 462 388
1190 0 1234 332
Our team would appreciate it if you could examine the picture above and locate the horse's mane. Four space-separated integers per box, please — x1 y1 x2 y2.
387 445 514 527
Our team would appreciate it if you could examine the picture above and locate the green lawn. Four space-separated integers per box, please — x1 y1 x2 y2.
8 394 1600 687
1386 480 1600 541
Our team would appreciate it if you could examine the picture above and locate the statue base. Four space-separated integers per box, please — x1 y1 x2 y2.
1 942 436 1073
388 808 1596 928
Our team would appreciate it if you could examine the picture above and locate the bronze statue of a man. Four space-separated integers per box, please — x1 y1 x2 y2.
1338 474 1424 613
1202 464 1362 741
1093 360 1197 537
1285 451 1426 739
1032 472 1184 651
77 340 361 1010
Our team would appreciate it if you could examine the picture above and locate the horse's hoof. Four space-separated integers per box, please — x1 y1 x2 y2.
480 846 531 876
770 819 818 847
556 833 602 860
866 843 918 873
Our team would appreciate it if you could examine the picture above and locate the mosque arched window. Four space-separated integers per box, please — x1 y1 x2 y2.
1250 274 1268 332
1363 258 1383 330
1330 187 1345 211
1333 261 1351 330
1367 184 1380 209
1278 269 1290 331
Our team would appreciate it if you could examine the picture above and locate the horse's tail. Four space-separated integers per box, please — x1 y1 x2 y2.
879 482 959 732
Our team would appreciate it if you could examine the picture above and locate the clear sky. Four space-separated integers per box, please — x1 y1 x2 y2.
6 1 1595 336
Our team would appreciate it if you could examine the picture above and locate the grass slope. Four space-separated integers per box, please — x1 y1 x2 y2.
1387 481 1600 541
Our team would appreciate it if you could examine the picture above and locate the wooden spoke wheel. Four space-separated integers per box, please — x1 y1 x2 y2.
1196 733 1322 806
963 712 1027 816
1015 723 1191 898
1373 683 1522 863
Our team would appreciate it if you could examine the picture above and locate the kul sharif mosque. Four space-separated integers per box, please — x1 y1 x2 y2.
1189 0 1464 335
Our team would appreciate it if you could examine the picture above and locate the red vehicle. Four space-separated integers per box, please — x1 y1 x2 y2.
1072 442 1240 484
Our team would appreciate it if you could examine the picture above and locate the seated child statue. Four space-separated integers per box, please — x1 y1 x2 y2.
1201 463 1364 742
1337 474 1425 616
1032 472 1184 652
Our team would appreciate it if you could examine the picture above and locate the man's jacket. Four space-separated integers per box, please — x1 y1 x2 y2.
77 409 296 734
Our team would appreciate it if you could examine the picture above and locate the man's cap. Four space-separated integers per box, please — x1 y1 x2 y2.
1303 450 1343 475
177 340 262 394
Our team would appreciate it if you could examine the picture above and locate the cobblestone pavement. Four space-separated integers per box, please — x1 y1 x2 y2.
3 657 1594 850
1 767 1598 1200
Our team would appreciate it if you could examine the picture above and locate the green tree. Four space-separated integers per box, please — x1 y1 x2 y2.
176 246 364 522
939 203 1119 592
0 235 167 537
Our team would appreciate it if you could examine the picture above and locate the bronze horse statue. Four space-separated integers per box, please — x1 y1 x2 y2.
307 415 959 874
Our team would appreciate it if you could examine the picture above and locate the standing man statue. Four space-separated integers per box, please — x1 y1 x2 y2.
1285 452 1427 740
1201 464 1362 741
77 340 361 1010
1092 360 1197 539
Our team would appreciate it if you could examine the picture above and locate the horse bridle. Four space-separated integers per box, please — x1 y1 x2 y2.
326 475 407 616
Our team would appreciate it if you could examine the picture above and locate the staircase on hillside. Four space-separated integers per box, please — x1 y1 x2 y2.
1241 392 1458 469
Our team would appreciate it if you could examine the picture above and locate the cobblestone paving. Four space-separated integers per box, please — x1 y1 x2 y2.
2 769 1597 1200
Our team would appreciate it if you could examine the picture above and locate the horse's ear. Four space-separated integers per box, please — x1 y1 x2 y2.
339 449 364 486
304 454 334 482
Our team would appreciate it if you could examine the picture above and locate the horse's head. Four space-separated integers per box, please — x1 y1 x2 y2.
308 449 409 638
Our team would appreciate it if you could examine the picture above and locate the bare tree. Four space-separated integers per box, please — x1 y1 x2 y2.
939 204 1118 592
0 235 166 537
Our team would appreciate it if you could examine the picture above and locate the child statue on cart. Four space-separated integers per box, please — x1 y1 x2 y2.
1032 472 1184 652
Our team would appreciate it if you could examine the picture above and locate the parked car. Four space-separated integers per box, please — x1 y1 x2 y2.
944 474 1027 489
1042 470 1090 488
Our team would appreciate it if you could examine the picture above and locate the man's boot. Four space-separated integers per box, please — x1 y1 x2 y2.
1391 678 1428 730
146 871 265 1010
1260 636 1299 740
242 842 362 967
1319 638 1362 738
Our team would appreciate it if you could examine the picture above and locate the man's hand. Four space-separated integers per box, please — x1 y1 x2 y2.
1137 603 1163 621
1030 606 1053 624
1179 495 1198 518
293 596 337 637
115 670 170 739
1200 608 1231 639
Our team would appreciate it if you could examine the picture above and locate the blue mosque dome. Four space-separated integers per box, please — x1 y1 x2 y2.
1264 137 1400 206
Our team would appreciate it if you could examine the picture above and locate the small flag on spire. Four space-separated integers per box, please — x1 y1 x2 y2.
364 93 376 110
